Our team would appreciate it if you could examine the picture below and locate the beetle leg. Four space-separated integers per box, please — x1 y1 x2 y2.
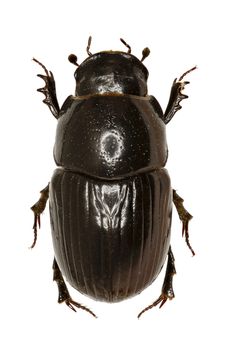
173 190 195 256
30 184 49 248
33 58 60 119
52 258 97 318
137 246 176 318
163 66 197 124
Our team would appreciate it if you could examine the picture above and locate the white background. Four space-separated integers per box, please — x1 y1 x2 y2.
1 0 225 349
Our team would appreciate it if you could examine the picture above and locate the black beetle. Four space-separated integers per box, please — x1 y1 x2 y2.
31 37 196 318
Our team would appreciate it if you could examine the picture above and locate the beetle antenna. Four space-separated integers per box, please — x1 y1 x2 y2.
120 38 131 53
68 54 79 66
87 36 92 56
141 47 150 62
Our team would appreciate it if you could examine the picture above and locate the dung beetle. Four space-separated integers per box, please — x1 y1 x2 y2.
31 37 196 318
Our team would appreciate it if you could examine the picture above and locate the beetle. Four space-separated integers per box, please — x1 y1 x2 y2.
31 37 196 318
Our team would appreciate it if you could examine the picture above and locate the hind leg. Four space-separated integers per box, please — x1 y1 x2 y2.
52 258 97 318
138 246 176 318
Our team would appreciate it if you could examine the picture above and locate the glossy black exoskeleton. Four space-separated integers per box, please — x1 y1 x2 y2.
31 37 196 318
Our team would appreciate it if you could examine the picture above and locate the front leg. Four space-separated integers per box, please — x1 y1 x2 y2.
163 66 197 124
33 58 60 119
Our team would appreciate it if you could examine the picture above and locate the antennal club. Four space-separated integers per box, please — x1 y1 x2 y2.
120 38 131 53
68 54 79 66
141 47 150 62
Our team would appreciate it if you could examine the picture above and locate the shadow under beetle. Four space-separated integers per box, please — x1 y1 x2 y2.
31 37 196 318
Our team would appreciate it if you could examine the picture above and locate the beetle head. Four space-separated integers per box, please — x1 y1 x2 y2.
69 37 150 97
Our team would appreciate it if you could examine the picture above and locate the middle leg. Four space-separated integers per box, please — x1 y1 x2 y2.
173 189 195 256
